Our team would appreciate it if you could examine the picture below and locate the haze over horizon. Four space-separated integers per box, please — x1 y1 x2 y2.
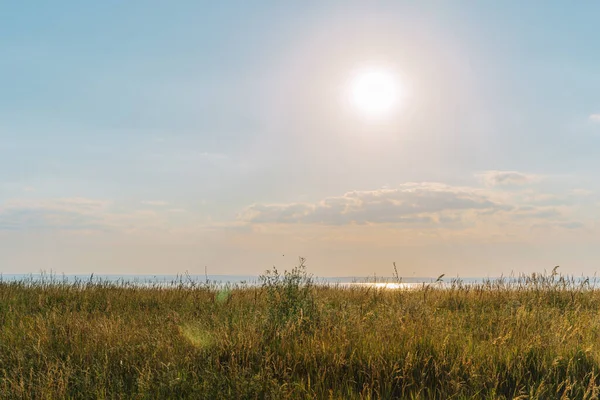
2 2 600 277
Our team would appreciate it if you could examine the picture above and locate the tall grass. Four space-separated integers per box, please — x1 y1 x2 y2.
1 262 600 399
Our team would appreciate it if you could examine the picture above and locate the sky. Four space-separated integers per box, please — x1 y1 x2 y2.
1 1 600 277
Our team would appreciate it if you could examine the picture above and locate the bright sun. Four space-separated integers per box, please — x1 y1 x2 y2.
350 68 399 119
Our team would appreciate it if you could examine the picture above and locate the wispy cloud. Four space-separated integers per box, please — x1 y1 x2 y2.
570 189 594 196
478 170 538 187
141 200 169 206
0 198 112 231
1 198 112 215
531 221 586 231
510 206 564 220
0 198 175 233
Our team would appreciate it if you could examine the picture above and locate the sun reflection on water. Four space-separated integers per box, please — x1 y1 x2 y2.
347 282 432 290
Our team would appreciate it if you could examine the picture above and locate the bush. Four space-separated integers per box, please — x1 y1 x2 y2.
259 257 318 336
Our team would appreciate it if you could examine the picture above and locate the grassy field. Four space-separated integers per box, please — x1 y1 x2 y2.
2 261 600 399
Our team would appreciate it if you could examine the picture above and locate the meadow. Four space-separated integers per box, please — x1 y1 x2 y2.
1 261 600 399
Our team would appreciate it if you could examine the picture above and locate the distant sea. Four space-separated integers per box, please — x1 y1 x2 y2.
0 273 537 288
0 273 595 289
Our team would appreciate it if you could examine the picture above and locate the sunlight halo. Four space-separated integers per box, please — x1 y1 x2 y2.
349 67 400 119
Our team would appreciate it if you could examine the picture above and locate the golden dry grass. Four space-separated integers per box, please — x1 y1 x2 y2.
1 265 600 399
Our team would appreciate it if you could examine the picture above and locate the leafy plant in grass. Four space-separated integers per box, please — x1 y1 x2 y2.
259 257 318 338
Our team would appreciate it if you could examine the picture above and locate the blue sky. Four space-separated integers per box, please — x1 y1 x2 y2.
1 1 600 276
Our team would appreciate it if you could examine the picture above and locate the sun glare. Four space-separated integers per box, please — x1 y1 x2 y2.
350 68 399 119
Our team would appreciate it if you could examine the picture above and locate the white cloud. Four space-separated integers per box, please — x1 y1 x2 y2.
239 183 508 226
237 182 588 236
589 113 600 122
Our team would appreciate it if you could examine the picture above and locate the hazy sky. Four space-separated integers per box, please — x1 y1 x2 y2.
2 1 600 277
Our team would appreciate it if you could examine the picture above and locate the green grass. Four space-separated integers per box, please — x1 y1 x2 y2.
2 263 600 399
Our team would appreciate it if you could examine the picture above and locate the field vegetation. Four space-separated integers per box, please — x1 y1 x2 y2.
1 260 600 399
